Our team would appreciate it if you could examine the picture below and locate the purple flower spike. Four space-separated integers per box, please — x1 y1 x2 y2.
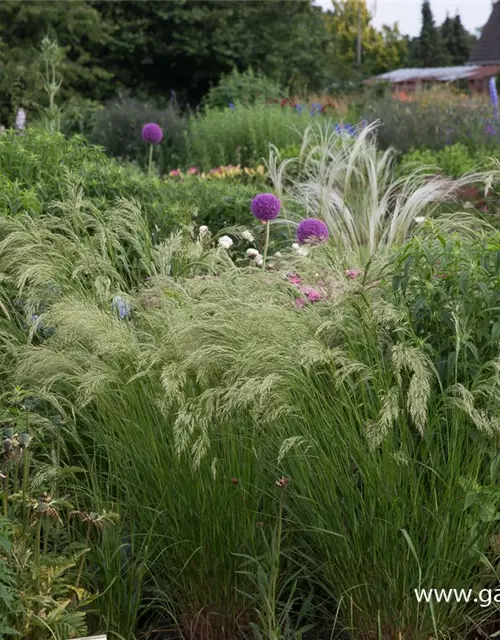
141 123 163 145
251 193 281 222
296 218 329 245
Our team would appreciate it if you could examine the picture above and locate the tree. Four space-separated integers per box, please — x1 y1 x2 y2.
418 0 448 67
325 0 408 84
0 0 112 123
450 15 475 64
439 14 455 65
89 0 331 102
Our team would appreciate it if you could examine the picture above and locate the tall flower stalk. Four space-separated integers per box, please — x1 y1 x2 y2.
141 123 164 177
489 76 499 120
38 36 64 134
251 193 281 270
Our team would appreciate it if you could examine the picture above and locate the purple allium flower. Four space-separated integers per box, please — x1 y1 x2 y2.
251 193 281 222
141 123 163 145
296 218 329 245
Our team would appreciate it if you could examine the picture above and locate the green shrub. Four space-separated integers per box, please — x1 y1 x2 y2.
204 68 284 109
0 130 190 234
88 95 187 173
181 103 313 170
161 177 260 229
399 144 485 178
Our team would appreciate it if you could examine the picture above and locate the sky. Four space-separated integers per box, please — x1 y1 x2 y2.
314 0 494 37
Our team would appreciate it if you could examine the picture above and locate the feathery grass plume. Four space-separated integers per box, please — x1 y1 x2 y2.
391 344 436 436
10 204 500 638
268 120 490 257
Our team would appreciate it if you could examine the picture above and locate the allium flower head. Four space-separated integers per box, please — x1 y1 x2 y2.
296 218 329 245
141 123 163 145
251 193 281 222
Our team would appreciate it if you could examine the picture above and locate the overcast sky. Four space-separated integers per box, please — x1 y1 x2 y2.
314 0 494 37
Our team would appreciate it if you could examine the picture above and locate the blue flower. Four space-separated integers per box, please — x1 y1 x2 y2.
310 103 322 116
112 295 131 320
335 123 356 137
26 314 55 338
489 77 499 118
295 104 304 114
228 102 235 110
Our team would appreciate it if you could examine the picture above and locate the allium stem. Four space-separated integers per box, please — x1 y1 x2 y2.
262 222 270 271
148 144 154 178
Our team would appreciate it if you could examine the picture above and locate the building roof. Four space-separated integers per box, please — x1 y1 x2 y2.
469 1 500 65
368 65 500 84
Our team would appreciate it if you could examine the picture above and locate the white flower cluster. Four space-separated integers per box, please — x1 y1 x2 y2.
247 247 263 267
218 235 234 249
292 242 308 256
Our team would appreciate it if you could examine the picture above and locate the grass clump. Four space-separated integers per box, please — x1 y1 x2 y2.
181 104 315 171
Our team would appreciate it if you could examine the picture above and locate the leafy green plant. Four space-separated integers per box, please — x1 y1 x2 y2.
398 143 486 179
0 392 117 640
204 68 284 110
161 177 260 230
0 130 190 235
0 520 20 639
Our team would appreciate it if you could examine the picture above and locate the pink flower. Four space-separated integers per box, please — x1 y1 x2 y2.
300 286 323 302
169 169 181 177
294 298 307 308
287 272 302 285
346 269 361 280
187 167 198 175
